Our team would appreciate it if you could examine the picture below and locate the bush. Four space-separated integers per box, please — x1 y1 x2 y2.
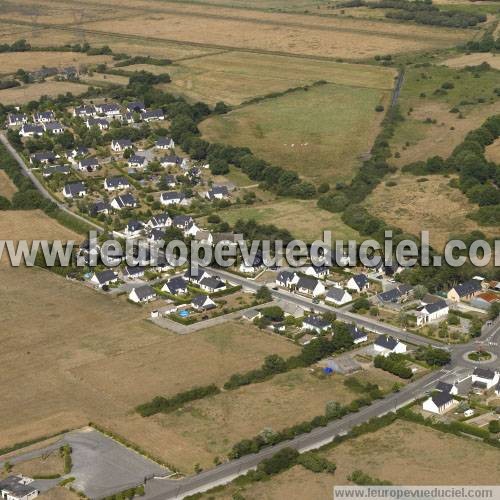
257 448 299 475
374 353 413 379
297 452 336 473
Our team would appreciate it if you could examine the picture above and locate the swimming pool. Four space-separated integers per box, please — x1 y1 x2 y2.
179 309 190 318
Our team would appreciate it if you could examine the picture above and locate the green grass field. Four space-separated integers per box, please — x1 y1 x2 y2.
165 51 395 105
200 82 389 184
204 198 361 242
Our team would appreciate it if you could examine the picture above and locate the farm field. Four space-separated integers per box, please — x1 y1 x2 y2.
0 230 299 472
364 174 495 249
80 72 131 87
0 451 64 479
389 101 500 168
0 80 90 105
162 51 395 105
486 138 500 163
0 51 114 76
209 198 361 242
206 419 500 499
200 83 387 184
153 367 398 468
0 170 18 200
443 52 500 70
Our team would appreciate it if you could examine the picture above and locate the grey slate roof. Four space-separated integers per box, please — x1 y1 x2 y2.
132 284 155 300
436 381 453 393
0 476 38 497
200 277 225 290
431 391 453 408
165 276 187 293
351 274 369 289
303 316 330 329
473 367 496 380
297 276 318 291
326 287 347 302
375 335 398 351
453 280 482 297
191 294 215 309
95 269 117 284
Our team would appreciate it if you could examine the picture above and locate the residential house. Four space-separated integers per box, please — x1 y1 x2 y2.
205 185 230 201
416 300 449 326
239 251 264 274
104 176 130 192
128 155 148 169
160 155 182 168
43 121 64 134
86 117 109 131
78 157 99 172
374 335 406 357
447 279 482 302
30 151 56 165
347 274 370 293
0 475 39 500
126 101 146 113
377 284 413 304
63 182 87 198
74 105 96 118
161 191 186 206
275 270 299 288
184 267 211 285
146 213 172 229
212 232 243 248
7 113 28 127
122 112 134 124
156 137 175 150
42 165 70 177
191 294 216 311
33 111 55 123
89 200 111 216
19 123 44 137
296 276 326 297
162 276 188 295
67 146 89 160
111 139 133 152
435 381 459 396
472 367 499 391
325 287 352 306
348 324 368 344
422 392 454 415
90 269 118 288
194 230 213 246
141 109 164 122
95 102 121 118
184 220 200 237
199 277 226 293
304 264 329 279
123 266 146 280
124 220 144 238
302 316 330 334
470 292 500 311
110 194 138 210
161 174 177 188
148 228 166 243
172 214 194 231
129 284 156 303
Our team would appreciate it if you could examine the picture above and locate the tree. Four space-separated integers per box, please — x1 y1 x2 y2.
413 284 428 300
488 420 500 434
256 286 272 302
325 400 343 420
263 354 287 374
488 302 500 321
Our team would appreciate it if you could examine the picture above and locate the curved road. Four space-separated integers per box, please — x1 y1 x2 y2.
0 132 104 232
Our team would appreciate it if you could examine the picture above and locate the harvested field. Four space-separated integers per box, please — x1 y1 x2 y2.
200 83 387 184
80 72 130 87
443 52 500 70
0 170 18 200
153 368 392 465
486 137 500 163
0 209 80 242
0 80 89 104
40 488 80 500
0 244 298 471
364 173 495 249
208 420 500 499
0 451 64 479
390 101 500 168
0 51 113 76
210 198 361 242
164 51 395 105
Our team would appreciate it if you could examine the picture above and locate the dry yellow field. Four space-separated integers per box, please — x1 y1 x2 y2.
210 420 500 499
0 170 18 200
364 174 495 249
443 52 500 70
0 451 64 479
486 137 500 163
0 80 89 104
80 72 130 87
0 207 299 472
0 51 113 75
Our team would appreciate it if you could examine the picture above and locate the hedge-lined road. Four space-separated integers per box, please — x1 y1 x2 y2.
0 132 104 232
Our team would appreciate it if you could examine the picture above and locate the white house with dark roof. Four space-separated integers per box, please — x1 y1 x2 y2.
126 101 146 113
160 155 182 167
472 367 499 391
0 475 39 500
129 284 156 303
123 266 146 280
276 270 299 288
90 269 118 288
95 102 121 117
78 157 99 172
191 294 216 311
20 123 44 137
205 185 230 201
42 165 70 177
304 264 329 279
104 176 130 192
110 194 138 211
435 381 458 396
296 276 326 297
184 267 211 284
86 117 109 130
74 105 96 118
111 139 133 152
156 137 175 150
347 274 370 293
374 335 406 357
416 300 449 326
302 316 330 334
162 276 188 295
325 287 352 306
63 182 87 198
33 111 55 123
422 392 455 415
146 213 172 229
124 220 144 238
30 151 56 165
161 191 186 206
377 284 413 304
141 109 164 122
7 113 28 127
43 121 64 134
199 277 226 293
348 325 368 344
128 155 148 169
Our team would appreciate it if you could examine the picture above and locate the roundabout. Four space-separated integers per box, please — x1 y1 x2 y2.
463 350 497 364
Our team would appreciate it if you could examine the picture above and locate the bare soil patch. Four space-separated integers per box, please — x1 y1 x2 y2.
443 53 500 70
0 170 18 200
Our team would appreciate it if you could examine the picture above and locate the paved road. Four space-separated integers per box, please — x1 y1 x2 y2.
0 132 104 232
143 368 444 499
